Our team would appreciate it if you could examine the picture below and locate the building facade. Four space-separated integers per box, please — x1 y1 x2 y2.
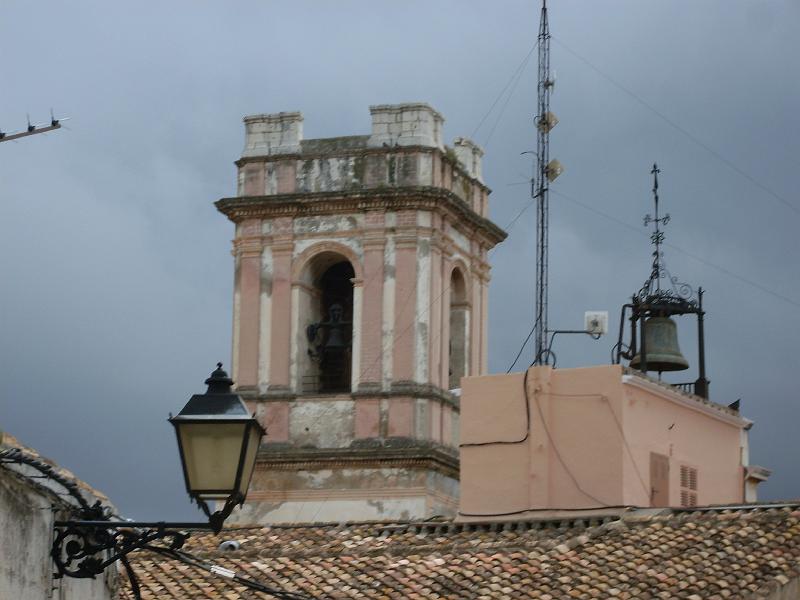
459 365 770 520
218 103 505 522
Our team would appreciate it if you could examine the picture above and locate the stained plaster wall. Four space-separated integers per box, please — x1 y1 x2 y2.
235 466 458 524
0 467 115 600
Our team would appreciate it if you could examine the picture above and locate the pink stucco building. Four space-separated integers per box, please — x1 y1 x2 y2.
459 364 770 520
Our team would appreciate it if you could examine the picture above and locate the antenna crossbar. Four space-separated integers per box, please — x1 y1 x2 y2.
0 113 64 144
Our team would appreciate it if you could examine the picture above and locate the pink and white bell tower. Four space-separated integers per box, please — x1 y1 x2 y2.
217 103 505 523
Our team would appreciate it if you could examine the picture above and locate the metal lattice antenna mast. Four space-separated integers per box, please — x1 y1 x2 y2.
533 0 553 364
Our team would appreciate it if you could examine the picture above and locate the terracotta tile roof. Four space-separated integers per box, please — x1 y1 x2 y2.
122 503 800 599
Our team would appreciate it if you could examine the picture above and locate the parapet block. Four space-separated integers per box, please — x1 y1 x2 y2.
453 137 484 183
368 103 444 149
243 112 303 157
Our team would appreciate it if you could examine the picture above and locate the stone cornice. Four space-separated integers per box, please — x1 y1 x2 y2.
216 187 506 247
234 144 492 195
255 441 460 479
240 384 460 410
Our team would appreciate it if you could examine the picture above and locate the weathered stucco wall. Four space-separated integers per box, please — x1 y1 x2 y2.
232 465 458 524
0 466 116 600
220 104 506 524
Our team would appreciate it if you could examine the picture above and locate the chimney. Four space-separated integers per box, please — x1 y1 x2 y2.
367 103 444 149
242 112 303 157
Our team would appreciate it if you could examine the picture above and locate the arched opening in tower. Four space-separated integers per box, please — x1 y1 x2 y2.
448 268 469 390
302 257 354 394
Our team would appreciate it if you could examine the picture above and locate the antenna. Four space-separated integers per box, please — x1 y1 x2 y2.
0 110 66 143
532 0 562 364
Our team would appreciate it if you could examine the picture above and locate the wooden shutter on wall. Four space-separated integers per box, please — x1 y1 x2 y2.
680 465 698 507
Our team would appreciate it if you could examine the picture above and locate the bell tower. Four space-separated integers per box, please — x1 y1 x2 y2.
217 104 505 523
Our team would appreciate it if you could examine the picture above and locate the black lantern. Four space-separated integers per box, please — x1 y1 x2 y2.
49 363 268 597
169 363 264 532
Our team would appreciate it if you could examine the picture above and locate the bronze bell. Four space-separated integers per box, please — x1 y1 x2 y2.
323 303 347 349
325 324 347 349
630 316 689 372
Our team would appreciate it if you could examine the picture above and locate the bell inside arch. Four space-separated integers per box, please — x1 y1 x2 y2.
630 316 689 372
324 324 347 349
323 303 347 349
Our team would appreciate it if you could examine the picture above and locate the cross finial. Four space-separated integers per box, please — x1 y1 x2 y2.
642 163 670 293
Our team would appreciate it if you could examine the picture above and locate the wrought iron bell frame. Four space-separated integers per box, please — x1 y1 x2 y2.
613 163 710 399
614 288 709 399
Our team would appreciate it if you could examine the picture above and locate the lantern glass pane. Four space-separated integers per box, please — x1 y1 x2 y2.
178 422 247 497
237 424 263 497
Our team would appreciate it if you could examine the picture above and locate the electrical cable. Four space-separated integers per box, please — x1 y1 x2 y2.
482 47 536 149
602 398 651 500
550 188 800 309
296 198 535 521
505 316 539 373
460 368 531 448
458 504 635 518
458 368 609 508
351 194 538 394
530 391 609 507
552 35 800 218
470 41 539 141
353 41 542 394
146 545 312 600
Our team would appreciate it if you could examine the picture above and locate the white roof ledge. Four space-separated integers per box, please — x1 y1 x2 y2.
622 373 751 428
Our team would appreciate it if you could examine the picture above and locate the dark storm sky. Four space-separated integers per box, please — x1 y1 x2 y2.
1 0 797 520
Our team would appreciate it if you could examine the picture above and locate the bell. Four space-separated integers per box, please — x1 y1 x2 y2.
630 316 689 372
325 324 347 349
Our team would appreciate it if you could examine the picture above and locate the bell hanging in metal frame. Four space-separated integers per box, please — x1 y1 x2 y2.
630 316 689 372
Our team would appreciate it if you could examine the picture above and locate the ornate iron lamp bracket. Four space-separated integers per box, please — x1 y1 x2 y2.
52 495 242 597
51 503 191 579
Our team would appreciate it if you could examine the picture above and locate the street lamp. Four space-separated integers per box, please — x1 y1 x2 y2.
51 364 264 595
170 363 264 532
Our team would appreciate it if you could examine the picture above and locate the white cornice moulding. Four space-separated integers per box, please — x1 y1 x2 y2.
622 374 751 429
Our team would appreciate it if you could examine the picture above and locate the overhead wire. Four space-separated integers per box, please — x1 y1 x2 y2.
324 37 543 394
458 381 613 516
506 315 539 373
549 188 800 309
350 195 537 400
530 391 609 506
299 57 542 521
552 35 800 218
601 396 651 500
482 47 536 148
470 41 539 142
146 545 312 600
460 369 531 448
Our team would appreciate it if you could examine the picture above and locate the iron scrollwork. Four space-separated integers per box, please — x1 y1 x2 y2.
51 503 188 582
52 503 189 579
